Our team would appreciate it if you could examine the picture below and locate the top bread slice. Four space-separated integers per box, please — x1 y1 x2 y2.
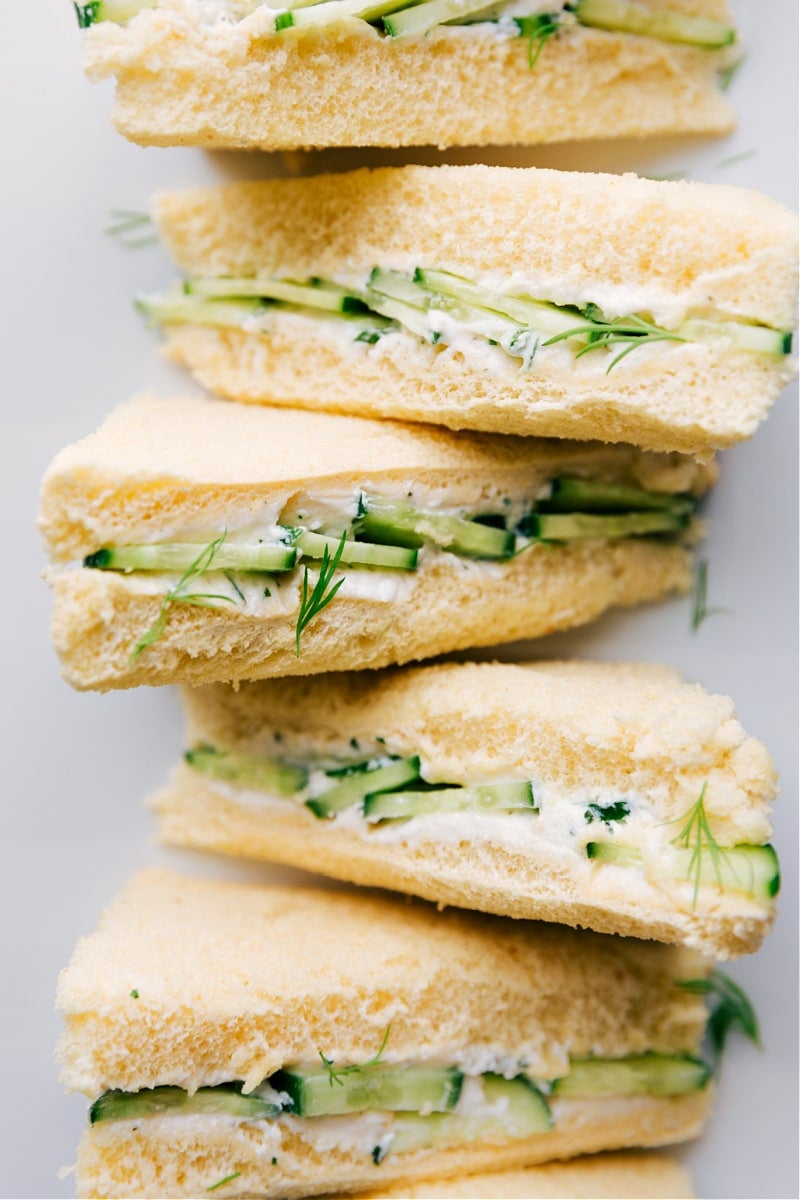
40 394 711 690
151 166 797 456
81 0 736 152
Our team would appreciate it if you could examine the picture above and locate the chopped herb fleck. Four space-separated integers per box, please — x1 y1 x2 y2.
350 737 360 750
206 1171 241 1192
585 800 630 826
129 988 139 999
263 586 272 599
104 208 157 248
271 1157 278 1166
715 148 756 169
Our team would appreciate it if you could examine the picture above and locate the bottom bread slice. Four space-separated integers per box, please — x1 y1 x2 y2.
75 1093 709 1200
349 1150 694 1199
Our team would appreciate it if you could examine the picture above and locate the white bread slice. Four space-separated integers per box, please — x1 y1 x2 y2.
81 2 736 152
40 395 712 691
151 167 797 456
155 660 777 959
60 870 712 1199
348 1151 695 1198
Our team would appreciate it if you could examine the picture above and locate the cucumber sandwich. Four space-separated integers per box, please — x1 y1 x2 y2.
74 0 738 151
143 167 797 456
39 394 712 691
156 660 779 958
58 870 717 1198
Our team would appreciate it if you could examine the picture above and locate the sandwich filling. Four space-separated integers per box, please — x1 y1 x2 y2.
75 0 737 55
139 269 792 379
182 738 779 918
87 1044 712 1161
79 474 698 659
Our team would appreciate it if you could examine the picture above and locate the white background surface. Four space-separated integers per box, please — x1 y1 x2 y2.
0 2 796 1196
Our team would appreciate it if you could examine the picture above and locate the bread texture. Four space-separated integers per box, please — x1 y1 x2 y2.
155 661 777 958
81 1 736 152
349 1151 695 1198
61 870 711 1198
152 167 797 455
40 395 711 691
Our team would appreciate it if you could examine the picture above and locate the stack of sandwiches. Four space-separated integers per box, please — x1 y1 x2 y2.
48 2 797 1196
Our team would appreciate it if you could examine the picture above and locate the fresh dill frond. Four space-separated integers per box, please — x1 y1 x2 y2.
516 13 561 69
542 310 685 373
294 530 347 657
206 1171 242 1193
691 559 729 632
665 783 735 907
129 533 238 663
104 208 157 248
716 148 756 170
676 969 760 1060
319 1024 392 1087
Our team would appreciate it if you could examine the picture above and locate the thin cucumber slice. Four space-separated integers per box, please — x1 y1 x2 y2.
356 495 515 559
184 276 368 315
534 510 689 541
552 1054 711 1098
84 541 297 573
587 841 780 899
414 269 581 338
74 0 156 26
290 529 418 570
184 744 308 797
90 1083 281 1125
364 780 537 822
574 0 735 48
543 477 693 515
387 1075 552 1158
307 756 422 818
527 510 689 541
678 319 792 357
137 292 266 330
270 1065 463 1117
384 0 496 38
277 0 404 31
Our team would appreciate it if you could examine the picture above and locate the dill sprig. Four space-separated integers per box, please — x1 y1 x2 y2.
319 1025 392 1087
294 530 347 657
104 208 157 248
691 559 729 632
676 969 760 1061
516 13 561 69
129 533 238 663
664 783 735 907
543 306 686 373
206 1171 242 1193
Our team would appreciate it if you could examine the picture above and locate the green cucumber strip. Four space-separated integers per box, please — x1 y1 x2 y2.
586 840 780 900
290 529 418 570
678 319 792 357
75 0 156 26
356 495 515 559
90 1084 281 1125
529 510 688 541
84 541 297 573
574 0 735 48
364 780 537 822
184 744 308 797
544 477 693 515
185 276 368 315
387 1075 552 1157
307 756 422 818
270 1065 463 1117
137 292 266 330
384 0 496 38
551 1053 711 1098
279 0 406 30
414 269 581 337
